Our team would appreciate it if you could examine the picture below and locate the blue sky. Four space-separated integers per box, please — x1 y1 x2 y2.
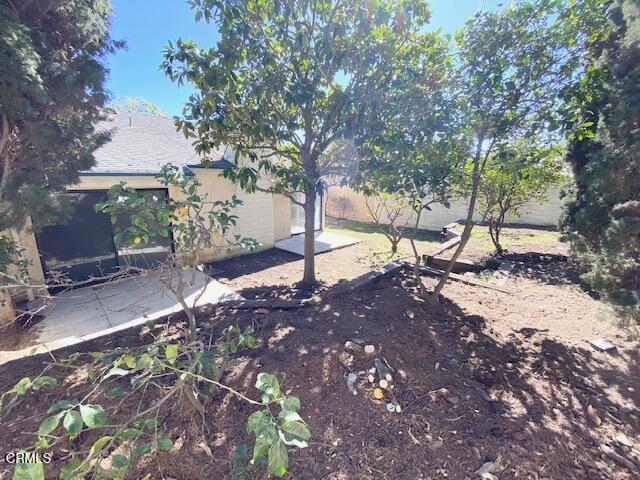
106 0 502 116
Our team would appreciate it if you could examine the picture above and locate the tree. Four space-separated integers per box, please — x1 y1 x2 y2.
109 97 167 117
353 30 470 298
162 0 431 286
329 194 353 220
364 193 410 255
430 0 607 302
479 141 563 253
561 0 639 328
0 0 122 322
0 0 122 232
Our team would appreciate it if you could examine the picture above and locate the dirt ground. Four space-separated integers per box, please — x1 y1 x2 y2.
208 220 568 300
0 237 638 479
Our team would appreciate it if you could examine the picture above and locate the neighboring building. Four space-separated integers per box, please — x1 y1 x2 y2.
326 184 564 230
8 112 323 289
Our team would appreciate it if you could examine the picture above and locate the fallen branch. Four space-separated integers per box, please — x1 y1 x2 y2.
418 265 512 294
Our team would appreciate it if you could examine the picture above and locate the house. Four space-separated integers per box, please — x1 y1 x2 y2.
8 112 324 289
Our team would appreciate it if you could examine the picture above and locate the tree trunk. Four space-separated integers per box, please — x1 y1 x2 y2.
488 216 502 253
430 135 486 302
409 209 429 298
301 189 317 286
0 290 15 329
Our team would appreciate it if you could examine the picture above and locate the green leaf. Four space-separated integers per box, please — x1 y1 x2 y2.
231 444 248 474
251 434 271 464
111 454 130 469
136 353 153 369
31 376 57 390
165 344 178 364
11 378 32 395
90 435 113 456
156 435 173 451
105 367 130 379
59 458 87 480
280 396 300 412
246 410 270 434
63 410 83 439
105 387 125 399
122 354 137 369
267 437 288 477
48 400 73 413
255 373 281 400
132 442 151 459
38 412 63 436
279 420 310 448
278 410 303 422
12 458 44 480
117 428 141 441
80 404 109 428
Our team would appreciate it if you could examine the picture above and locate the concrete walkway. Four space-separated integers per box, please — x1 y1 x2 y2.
275 231 360 256
0 271 242 365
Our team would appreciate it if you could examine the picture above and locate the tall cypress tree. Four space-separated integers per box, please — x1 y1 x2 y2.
0 0 123 232
562 0 640 326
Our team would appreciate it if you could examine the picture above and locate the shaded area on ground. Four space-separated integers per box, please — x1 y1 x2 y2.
0 262 637 479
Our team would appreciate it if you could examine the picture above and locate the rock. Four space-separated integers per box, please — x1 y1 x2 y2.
505 362 514 371
254 308 269 314
346 372 358 396
405 309 415 319
586 404 602 426
344 340 363 352
364 345 376 355
476 456 504 479
429 440 444 452
339 351 354 368
615 431 633 448
589 338 617 353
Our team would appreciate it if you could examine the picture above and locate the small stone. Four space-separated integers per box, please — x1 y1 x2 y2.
339 351 354 368
586 404 602 426
615 431 633 447
344 340 363 352
429 440 444 452
505 362 514 370
364 345 376 355
589 338 617 353
254 308 269 314
405 309 415 319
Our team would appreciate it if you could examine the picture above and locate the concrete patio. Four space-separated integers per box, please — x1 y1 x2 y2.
0 271 242 365
275 231 360 256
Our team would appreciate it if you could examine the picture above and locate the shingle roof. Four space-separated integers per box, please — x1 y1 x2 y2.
85 112 234 175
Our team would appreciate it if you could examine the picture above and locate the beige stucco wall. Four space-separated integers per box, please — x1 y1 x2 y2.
3 218 47 290
273 195 291 241
327 185 564 230
9 168 289 295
